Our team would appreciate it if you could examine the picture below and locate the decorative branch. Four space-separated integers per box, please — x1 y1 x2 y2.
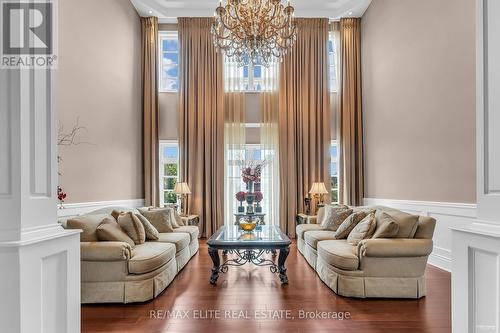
57 117 93 147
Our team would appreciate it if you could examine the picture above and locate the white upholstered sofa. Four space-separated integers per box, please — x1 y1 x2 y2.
296 206 436 298
60 206 199 304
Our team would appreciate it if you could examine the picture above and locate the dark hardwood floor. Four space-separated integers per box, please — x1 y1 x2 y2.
82 240 451 333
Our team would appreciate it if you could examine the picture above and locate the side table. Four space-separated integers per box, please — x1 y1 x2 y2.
182 214 199 226
296 213 314 226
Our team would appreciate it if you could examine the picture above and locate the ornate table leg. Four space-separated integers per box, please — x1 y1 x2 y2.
277 247 290 284
208 247 220 285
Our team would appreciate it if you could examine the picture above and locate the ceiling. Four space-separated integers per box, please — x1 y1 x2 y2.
130 0 372 22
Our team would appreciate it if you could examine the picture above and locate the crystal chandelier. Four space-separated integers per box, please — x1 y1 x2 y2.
211 0 297 67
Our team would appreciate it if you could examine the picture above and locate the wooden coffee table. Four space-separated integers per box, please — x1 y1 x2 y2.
207 225 292 284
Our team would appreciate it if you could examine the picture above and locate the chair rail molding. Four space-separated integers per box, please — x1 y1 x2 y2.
363 197 477 272
451 1 500 333
0 65 80 331
57 199 146 218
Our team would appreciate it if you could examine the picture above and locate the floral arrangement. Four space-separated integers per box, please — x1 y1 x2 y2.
254 191 263 203
57 186 67 207
236 151 271 184
235 191 246 202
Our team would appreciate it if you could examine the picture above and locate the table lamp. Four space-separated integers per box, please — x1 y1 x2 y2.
309 182 329 208
174 182 191 216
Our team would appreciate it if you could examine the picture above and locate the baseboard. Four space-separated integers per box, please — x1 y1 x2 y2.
363 197 478 273
58 199 145 217
428 251 452 272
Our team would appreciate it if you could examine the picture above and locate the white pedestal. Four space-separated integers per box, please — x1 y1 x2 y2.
0 228 81 333
0 39 81 333
451 1 500 332
452 227 500 333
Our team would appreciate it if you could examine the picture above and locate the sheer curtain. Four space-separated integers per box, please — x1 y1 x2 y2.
260 64 280 226
223 58 246 225
330 22 341 203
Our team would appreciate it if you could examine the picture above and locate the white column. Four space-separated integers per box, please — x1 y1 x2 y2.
0 68 81 332
452 1 500 332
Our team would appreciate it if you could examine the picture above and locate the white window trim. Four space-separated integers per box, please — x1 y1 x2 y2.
159 140 180 207
158 31 179 93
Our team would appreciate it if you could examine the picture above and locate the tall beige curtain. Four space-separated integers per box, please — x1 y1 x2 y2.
339 18 364 206
141 17 159 207
223 58 246 225
278 18 331 237
178 17 225 237
261 64 280 226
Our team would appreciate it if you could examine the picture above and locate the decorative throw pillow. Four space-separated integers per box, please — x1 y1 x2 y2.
66 214 112 242
135 213 159 240
116 212 146 245
347 212 377 246
320 205 353 231
169 209 184 228
375 208 419 238
96 217 135 247
316 204 349 225
333 211 368 239
138 208 175 233
372 212 400 239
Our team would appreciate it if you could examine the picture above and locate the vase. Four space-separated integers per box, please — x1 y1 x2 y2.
246 180 254 192
238 203 244 213
245 194 255 214
255 203 262 213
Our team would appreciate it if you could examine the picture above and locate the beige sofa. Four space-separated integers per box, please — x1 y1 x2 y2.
61 207 199 304
296 206 436 299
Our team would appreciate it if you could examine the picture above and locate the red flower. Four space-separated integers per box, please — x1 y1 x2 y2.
57 186 67 203
254 191 263 202
235 191 246 202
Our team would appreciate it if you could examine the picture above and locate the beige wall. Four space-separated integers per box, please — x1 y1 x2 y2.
362 0 476 203
57 0 142 203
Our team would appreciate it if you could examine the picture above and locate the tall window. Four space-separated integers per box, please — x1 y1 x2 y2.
226 144 278 225
159 32 179 92
159 141 179 207
328 33 339 92
224 58 278 92
330 140 339 203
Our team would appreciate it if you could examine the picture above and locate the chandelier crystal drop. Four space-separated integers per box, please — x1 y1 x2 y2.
211 0 297 67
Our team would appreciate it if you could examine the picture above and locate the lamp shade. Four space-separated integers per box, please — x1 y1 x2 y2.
173 182 191 195
309 182 329 195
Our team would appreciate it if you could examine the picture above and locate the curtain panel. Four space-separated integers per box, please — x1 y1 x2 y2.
141 17 160 207
178 17 225 237
339 18 364 206
278 18 331 237
223 59 246 225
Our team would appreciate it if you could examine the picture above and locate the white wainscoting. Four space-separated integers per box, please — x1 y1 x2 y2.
363 198 477 272
57 199 145 218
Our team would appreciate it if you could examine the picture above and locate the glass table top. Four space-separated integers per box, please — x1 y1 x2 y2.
207 225 291 247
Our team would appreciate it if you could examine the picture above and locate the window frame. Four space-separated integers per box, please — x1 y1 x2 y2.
159 140 180 207
328 32 339 93
158 31 179 93
330 140 340 204
225 60 275 92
